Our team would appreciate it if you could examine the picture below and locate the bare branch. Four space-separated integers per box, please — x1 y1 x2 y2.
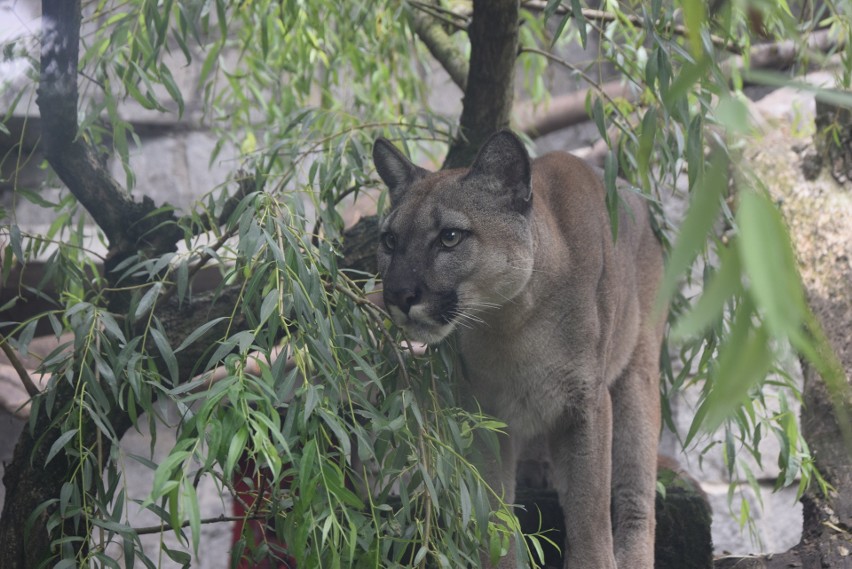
133 514 264 536
514 79 635 138
0 333 39 397
409 1 469 91
38 0 182 263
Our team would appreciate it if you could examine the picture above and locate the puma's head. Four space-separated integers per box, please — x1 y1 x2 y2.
373 130 535 344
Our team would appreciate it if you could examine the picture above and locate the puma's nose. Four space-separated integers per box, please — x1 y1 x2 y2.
385 287 422 315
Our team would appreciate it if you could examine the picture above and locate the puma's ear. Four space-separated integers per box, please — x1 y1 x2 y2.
467 130 532 213
372 137 427 205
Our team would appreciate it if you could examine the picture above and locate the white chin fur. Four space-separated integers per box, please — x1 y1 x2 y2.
388 305 455 344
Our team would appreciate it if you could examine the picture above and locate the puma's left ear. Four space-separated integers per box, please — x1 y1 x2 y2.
467 130 532 213
372 137 427 205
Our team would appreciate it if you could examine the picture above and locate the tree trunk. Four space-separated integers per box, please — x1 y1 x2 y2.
442 0 520 169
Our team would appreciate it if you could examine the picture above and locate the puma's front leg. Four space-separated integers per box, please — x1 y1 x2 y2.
548 386 617 569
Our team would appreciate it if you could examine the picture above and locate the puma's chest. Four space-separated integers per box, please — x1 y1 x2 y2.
458 323 600 437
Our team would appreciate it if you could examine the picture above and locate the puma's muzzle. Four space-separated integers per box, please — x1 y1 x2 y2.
383 287 459 343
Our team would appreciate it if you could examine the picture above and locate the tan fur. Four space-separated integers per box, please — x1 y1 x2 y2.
374 131 665 569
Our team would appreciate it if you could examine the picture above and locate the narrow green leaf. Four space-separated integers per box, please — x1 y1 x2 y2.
163 544 191 565
150 326 178 384
705 316 773 430
168 485 183 542
184 477 201 553
672 243 742 339
637 108 657 187
682 0 707 57
17 320 37 356
134 282 163 322
260 289 278 324
685 114 704 190
159 64 184 117
570 0 587 48
176 260 188 304
46 429 78 466
413 546 429 566
737 190 808 343
174 317 227 352
99 312 126 343
150 450 190 500
225 426 249 476
665 57 711 110
459 479 472 527
591 97 608 142
318 408 352 460
716 95 751 135
9 224 24 262
659 151 727 309
543 0 562 19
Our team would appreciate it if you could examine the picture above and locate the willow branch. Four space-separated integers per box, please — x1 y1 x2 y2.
521 0 741 54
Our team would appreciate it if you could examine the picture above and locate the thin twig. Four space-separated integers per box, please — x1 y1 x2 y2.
0 332 39 397
410 0 469 23
522 0 741 54
133 514 265 536
409 0 469 31
519 46 634 126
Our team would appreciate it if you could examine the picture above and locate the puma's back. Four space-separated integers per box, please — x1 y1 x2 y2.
374 131 664 569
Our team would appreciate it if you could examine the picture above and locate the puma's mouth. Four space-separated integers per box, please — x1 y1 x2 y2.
387 302 458 344
383 290 460 344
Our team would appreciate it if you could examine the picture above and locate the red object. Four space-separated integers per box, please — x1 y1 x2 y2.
231 454 296 568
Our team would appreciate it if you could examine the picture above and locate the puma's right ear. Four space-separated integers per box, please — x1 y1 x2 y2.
373 137 427 205
467 130 532 213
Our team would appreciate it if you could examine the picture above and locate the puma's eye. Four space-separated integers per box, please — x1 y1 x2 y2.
439 229 464 248
381 232 397 251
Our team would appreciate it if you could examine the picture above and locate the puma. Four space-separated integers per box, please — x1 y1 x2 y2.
373 130 665 569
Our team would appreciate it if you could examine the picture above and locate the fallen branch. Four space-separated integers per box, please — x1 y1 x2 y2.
514 29 844 140
514 79 635 138
725 29 843 76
